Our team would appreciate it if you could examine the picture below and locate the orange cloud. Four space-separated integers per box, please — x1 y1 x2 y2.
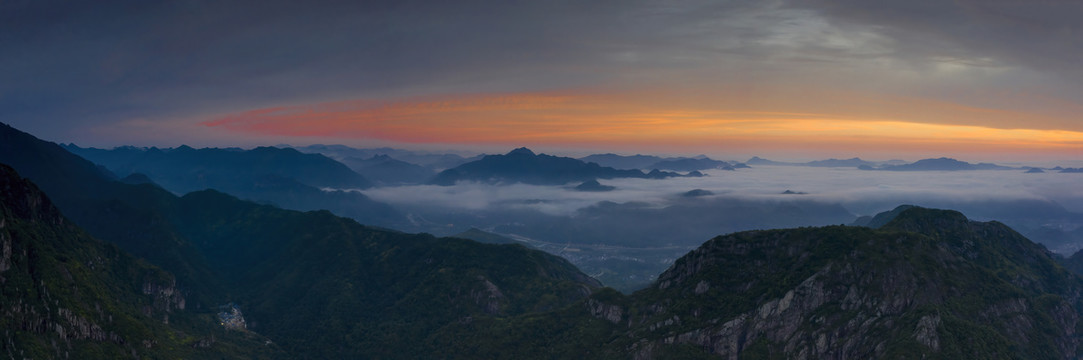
201 90 1083 159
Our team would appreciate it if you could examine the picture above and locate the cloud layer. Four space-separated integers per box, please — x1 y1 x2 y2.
5 0 1083 159
361 166 1083 217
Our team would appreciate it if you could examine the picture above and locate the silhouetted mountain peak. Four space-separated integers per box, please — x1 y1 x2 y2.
0 164 63 223
119 172 156 185
682 189 714 197
507 147 536 156
574 179 616 192
368 154 393 161
430 148 691 185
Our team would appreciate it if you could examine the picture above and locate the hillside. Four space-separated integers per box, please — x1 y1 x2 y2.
0 164 281 358
57 138 404 228
436 207 1083 359
1 122 604 358
0 122 227 308
342 154 435 185
165 189 602 357
64 144 371 191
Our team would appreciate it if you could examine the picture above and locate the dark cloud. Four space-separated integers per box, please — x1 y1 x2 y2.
790 0 1083 72
1 1 624 132
3 0 1083 145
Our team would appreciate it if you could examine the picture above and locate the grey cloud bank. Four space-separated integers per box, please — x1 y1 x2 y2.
7 0 1083 147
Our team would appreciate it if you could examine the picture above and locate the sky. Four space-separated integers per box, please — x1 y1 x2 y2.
3 0 1083 161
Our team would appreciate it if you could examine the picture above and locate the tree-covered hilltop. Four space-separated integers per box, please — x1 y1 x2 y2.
0 164 284 359
164 189 601 358
435 207 1083 359
0 122 604 358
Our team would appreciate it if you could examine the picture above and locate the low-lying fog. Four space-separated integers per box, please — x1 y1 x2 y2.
361 166 1082 222
352 166 1083 291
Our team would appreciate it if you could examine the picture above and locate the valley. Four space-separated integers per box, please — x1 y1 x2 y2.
3 121 1083 358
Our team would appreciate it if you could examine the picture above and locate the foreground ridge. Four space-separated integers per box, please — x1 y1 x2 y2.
437 207 1083 359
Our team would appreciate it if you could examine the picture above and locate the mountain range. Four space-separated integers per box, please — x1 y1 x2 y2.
0 163 283 358
64 144 371 190
747 156 1020 171
341 154 436 185
871 157 1015 171
430 147 702 186
292 144 480 173
0 122 601 358
579 153 747 171
432 206 1083 359
61 143 403 227
4 121 1083 358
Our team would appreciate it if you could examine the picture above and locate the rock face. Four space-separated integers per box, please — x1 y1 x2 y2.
421 207 1083 360
0 164 280 358
618 207 1083 359
0 164 171 357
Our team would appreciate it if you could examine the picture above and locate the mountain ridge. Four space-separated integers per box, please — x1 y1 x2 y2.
431 147 700 186
435 206 1083 359
0 163 283 358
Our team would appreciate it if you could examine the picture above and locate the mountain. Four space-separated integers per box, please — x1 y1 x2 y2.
0 122 226 308
341 154 435 185
682 189 714 197
65 144 371 191
2 123 604 358
0 164 281 358
430 147 696 186
163 189 603 358
805 157 874 167
746 156 796 166
648 157 735 171
294 144 480 172
64 143 404 226
436 207 1083 359
575 179 616 192
851 204 916 228
877 157 1014 171
579 153 667 170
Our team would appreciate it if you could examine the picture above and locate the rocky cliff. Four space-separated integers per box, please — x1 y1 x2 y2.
611 207 1083 359
0 164 282 359
436 207 1083 360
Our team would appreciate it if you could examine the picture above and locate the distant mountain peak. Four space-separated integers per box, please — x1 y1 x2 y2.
574 179 616 192
368 154 393 161
507 147 536 156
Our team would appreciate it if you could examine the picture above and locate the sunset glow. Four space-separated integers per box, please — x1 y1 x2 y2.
7 1 1083 162
202 91 1083 159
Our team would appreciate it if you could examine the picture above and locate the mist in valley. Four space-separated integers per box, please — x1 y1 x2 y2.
354 165 1083 291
